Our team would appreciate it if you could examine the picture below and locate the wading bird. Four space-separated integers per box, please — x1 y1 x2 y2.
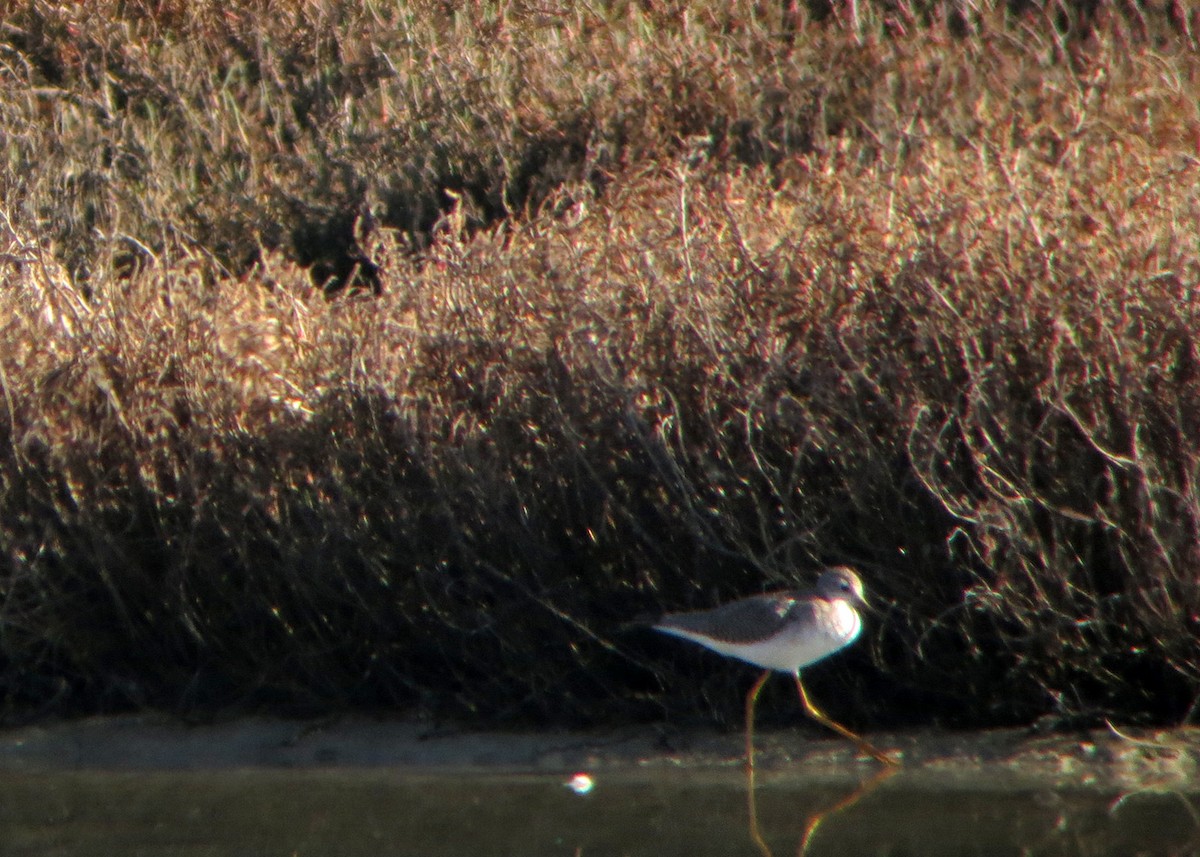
652 566 898 769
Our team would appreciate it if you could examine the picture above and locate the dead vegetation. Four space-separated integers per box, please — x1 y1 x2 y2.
0 0 1197 728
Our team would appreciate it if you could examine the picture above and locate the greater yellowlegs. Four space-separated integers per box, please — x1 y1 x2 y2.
652 566 897 767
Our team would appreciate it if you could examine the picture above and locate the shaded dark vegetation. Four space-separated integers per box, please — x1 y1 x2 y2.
0 0 1198 732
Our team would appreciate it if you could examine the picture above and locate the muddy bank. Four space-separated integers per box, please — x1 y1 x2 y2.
0 715 1196 795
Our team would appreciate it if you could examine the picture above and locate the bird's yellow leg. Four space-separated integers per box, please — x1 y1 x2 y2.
744 669 772 776
794 674 899 766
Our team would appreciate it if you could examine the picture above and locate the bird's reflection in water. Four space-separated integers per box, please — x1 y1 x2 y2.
746 763 898 857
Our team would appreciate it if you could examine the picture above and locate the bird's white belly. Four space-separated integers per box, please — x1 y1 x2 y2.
662 600 862 673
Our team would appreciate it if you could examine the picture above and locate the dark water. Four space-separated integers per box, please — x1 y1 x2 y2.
1 767 1196 857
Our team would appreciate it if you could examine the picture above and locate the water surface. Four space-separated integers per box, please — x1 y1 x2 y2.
3 717 1197 856
3 766 1196 857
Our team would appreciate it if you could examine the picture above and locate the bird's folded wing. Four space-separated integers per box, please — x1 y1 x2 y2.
657 594 817 644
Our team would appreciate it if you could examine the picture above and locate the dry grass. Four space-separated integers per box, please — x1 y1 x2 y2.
0 0 1197 727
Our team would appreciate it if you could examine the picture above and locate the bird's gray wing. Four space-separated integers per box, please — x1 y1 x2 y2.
656 592 818 644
